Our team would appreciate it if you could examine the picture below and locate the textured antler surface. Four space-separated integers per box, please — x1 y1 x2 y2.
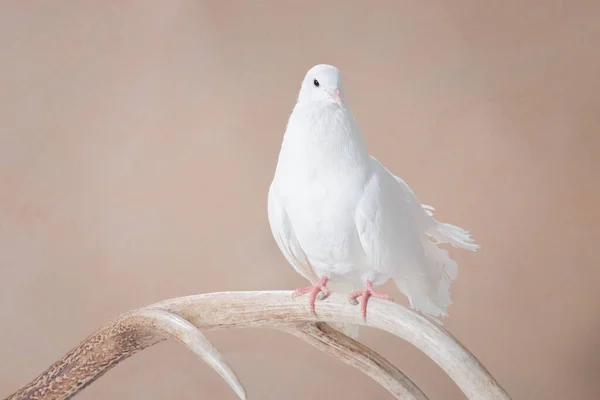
3 291 511 400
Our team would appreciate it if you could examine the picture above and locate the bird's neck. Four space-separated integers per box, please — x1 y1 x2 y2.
279 103 370 173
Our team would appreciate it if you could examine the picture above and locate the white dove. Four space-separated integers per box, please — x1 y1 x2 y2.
268 64 479 326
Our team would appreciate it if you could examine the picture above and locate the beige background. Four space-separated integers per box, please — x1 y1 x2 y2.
1 1 599 399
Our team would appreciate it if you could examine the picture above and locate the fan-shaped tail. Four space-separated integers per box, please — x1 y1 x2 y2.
395 217 479 324
426 217 480 252
394 239 456 324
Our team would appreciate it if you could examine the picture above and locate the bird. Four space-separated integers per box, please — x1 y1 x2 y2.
267 64 479 332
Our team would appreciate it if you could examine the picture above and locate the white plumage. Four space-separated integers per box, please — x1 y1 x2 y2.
268 64 478 331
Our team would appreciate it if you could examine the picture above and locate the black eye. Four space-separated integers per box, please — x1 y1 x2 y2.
313 79 320 87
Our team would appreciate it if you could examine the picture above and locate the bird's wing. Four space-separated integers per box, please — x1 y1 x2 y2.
371 157 436 226
268 183 319 283
354 157 431 278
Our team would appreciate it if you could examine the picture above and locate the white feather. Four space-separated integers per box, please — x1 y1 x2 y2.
268 64 479 333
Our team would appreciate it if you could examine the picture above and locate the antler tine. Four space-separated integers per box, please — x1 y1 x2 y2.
5 308 246 400
286 322 428 400
134 309 246 399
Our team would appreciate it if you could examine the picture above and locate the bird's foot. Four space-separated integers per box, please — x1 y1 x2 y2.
347 280 393 317
291 276 330 314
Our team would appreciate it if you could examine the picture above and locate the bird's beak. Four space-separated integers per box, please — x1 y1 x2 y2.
330 89 342 106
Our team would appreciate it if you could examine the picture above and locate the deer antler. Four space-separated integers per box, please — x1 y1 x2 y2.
3 291 510 400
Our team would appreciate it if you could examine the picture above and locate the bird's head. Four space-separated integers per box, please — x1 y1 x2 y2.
297 64 345 107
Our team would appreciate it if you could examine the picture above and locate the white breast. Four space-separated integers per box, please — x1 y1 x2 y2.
272 104 372 283
278 173 367 282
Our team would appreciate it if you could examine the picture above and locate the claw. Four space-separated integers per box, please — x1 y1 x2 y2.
347 280 393 317
317 290 329 301
291 277 330 314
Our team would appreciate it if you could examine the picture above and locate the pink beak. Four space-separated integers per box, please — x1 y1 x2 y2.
331 89 342 106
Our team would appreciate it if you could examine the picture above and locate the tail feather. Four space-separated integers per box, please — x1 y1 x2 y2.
395 213 479 324
423 207 480 251
395 239 457 323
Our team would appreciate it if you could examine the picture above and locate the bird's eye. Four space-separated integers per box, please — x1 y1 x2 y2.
313 79 320 87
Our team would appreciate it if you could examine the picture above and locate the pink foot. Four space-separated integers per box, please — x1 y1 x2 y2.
291 277 330 314
348 280 393 317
